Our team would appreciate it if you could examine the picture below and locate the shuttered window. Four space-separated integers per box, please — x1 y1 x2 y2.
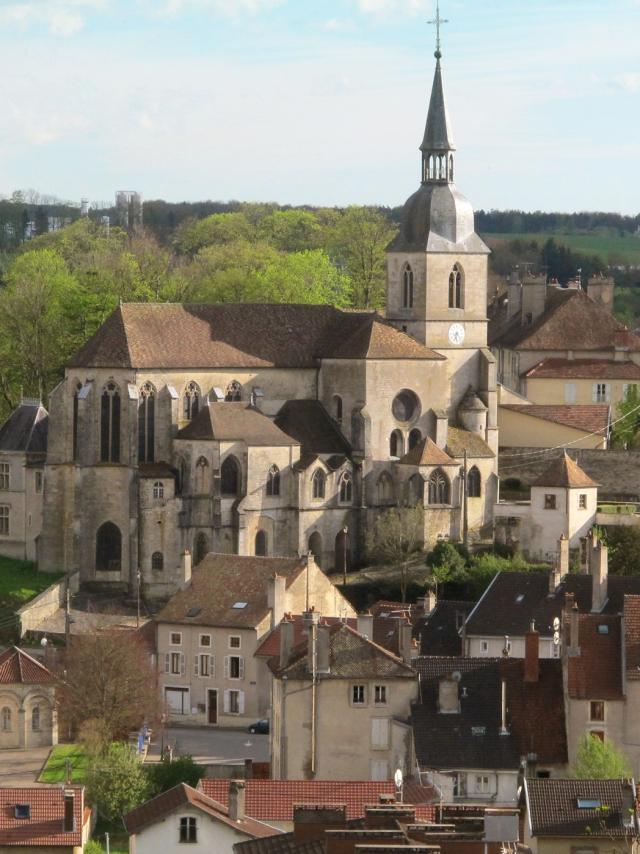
371 717 390 750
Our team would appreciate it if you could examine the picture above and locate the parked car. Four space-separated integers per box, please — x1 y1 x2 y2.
248 719 269 734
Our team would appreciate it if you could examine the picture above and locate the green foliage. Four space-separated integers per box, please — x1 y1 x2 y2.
145 755 205 797
571 733 632 779
427 542 468 590
598 527 640 576
85 743 150 823
425 545 547 599
0 556 63 605
611 385 640 449
39 744 89 784
257 209 322 252
252 249 351 306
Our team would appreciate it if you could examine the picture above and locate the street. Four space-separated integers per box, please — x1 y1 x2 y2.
148 725 270 765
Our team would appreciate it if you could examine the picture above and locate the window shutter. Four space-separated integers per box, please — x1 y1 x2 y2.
193 656 199 677
239 691 245 714
180 653 186 676
239 657 245 680
223 690 230 713
164 653 170 674
209 656 215 678
371 718 390 749
592 384 598 403
224 656 229 679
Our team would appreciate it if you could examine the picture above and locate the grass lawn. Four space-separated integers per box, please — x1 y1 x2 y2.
39 744 89 784
93 819 128 854
484 231 640 266
0 555 63 605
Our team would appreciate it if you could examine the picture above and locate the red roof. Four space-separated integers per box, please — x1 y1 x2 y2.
198 780 436 822
255 616 356 658
524 358 640 380
624 595 640 681
500 404 610 435
565 614 623 700
0 786 87 847
0 648 53 685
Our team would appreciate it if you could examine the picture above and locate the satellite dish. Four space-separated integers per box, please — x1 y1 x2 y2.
451 671 462 682
553 617 560 631
394 769 403 790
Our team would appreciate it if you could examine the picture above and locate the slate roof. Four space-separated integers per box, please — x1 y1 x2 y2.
525 778 636 838
524 358 640 380
177 402 297 447
0 648 54 685
399 437 458 467
254 615 403 659
123 783 278 839
199 780 435 822
500 404 610 436
273 623 416 681
564 614 623 700
155 554 308 629
275 401 351 456
445 426 495 459
417 601 474 656
489 286 640 352
532 452 598 488
0 786 86 847
0 402 48 454
464 571 640 639
412 657 566 771
623 595 640 681
69 304 443 370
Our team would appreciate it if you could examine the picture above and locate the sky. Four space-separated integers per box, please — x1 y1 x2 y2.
0 0 638 214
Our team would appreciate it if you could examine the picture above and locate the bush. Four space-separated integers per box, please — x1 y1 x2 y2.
145 755 205 797
85 743 149 823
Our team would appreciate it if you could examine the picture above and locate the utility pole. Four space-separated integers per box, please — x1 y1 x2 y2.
136 568 141 629
64 584 71 649
342 526 349 587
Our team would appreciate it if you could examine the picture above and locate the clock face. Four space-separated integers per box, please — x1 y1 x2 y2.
448 323 465 346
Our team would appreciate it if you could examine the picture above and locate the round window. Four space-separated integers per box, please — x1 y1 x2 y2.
392 389 420 423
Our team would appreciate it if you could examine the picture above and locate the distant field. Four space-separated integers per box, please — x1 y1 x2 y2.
483 231 640 266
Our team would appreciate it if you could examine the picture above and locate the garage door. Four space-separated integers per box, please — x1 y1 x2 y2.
165 688 189 715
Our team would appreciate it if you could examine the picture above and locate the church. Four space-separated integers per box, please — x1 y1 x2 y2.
36 43 499 596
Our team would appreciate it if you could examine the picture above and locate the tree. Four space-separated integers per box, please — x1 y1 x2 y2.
366 504 425 602
252 249 351 306
145 755 205 797
599 527 640 576
58 629 159 742
172 212 254 255
258 209 322 252
571 733 632 779
611 385 640 448
85 742 149 823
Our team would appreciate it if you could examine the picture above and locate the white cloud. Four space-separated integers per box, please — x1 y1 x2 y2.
613 72 640 93
0 0 105 37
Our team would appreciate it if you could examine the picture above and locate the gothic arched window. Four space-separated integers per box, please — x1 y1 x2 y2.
377 471 394 504
333 395 343 425
409 474 425 505
428 469 450 505
408 428 422 450
467 466 481 498
221 456 240 496
312 469 326 500
152 551 164 571
31 705 40 731
402 264 414 309
176 457 187 495
72 380 82 461
96 521 122 572
196 456 210 494
266 465 280 497
225 380 242 402
183 382 201 421
255 530 267 557
138 382 156 463
194 532 209 565
100 382 120 463
390 430 404 458
339 472 353 504
448 263 463 309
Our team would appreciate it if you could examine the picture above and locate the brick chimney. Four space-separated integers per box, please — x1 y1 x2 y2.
268 574 286 629
228 780 245 821
181 550 192 589
279 618 295 669
524 620 540 683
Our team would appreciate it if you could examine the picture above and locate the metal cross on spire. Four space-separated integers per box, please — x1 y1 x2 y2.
428 0 448 59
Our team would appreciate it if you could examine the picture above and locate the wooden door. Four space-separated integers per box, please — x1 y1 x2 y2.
207 690 217 725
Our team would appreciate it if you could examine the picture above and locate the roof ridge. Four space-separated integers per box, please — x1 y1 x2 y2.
341 623 414 671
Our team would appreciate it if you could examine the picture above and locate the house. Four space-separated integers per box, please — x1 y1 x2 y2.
0 400 48 562
269 619 418 781
0 785 91 852
523 777 639 854
416 598 474 656
522 357 640 413
197 779 436 832
0 647 57 750
412 645 567 806
494 452 599 561
155 553 355 726
498 401 609 450
123 781 280 854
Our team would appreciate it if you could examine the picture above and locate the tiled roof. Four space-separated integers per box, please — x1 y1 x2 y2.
623 595 640 680
489 286 640 352
199 780 435 822
0 647 53 685
255 616 356 658
412 657 566 770
123 783 278 839
177 402 297 447
564 614 623 700
69 304 443 370
500 404 610 436
525 778 636 838
445 426 495 459
399 437 458 467
138 462 176 479
234 836 324 854
0 402 48 454
532 452 599 488
275 401 351 456
417 601 474 656
274 623 416 680
524 358 640 380
155 554 308 628
0 786 86 847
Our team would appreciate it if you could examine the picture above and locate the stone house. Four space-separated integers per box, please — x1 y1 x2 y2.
0 400 48 562
498 399 609 450
0 785 91 852
0 647 57 750
155 553 355 727
269 619 418 781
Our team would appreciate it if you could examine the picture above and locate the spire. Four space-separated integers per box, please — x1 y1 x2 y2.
421 2 455 184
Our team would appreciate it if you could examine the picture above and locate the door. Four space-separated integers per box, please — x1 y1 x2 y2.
207 690 218 725
165 687 188 715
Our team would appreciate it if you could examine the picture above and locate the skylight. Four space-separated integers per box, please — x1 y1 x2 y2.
186 607 201 618
515 594 525 603
598 625 609 635
232 602 248 609
14 805 30 819
577 798 601 809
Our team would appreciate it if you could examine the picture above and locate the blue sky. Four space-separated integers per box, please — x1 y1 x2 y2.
0 0 638 213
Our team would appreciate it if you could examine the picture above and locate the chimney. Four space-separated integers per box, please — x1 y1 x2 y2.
268 574 286 629
589 534 609 613
181 550 192 588
279 618 295 668
293 805 346 844
63 791 75 833
434 410 448 449
521 275 547 325
586 275 615 313
396 618 413 664
499 679 509 735
438 676 460 714
549 534 569 592
419 589 437 615
228 780 246 821
304 609 320 672
316 623 331 673
524 620 540 683
357 612 374 639
569 602 580 655
506 276 522 321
